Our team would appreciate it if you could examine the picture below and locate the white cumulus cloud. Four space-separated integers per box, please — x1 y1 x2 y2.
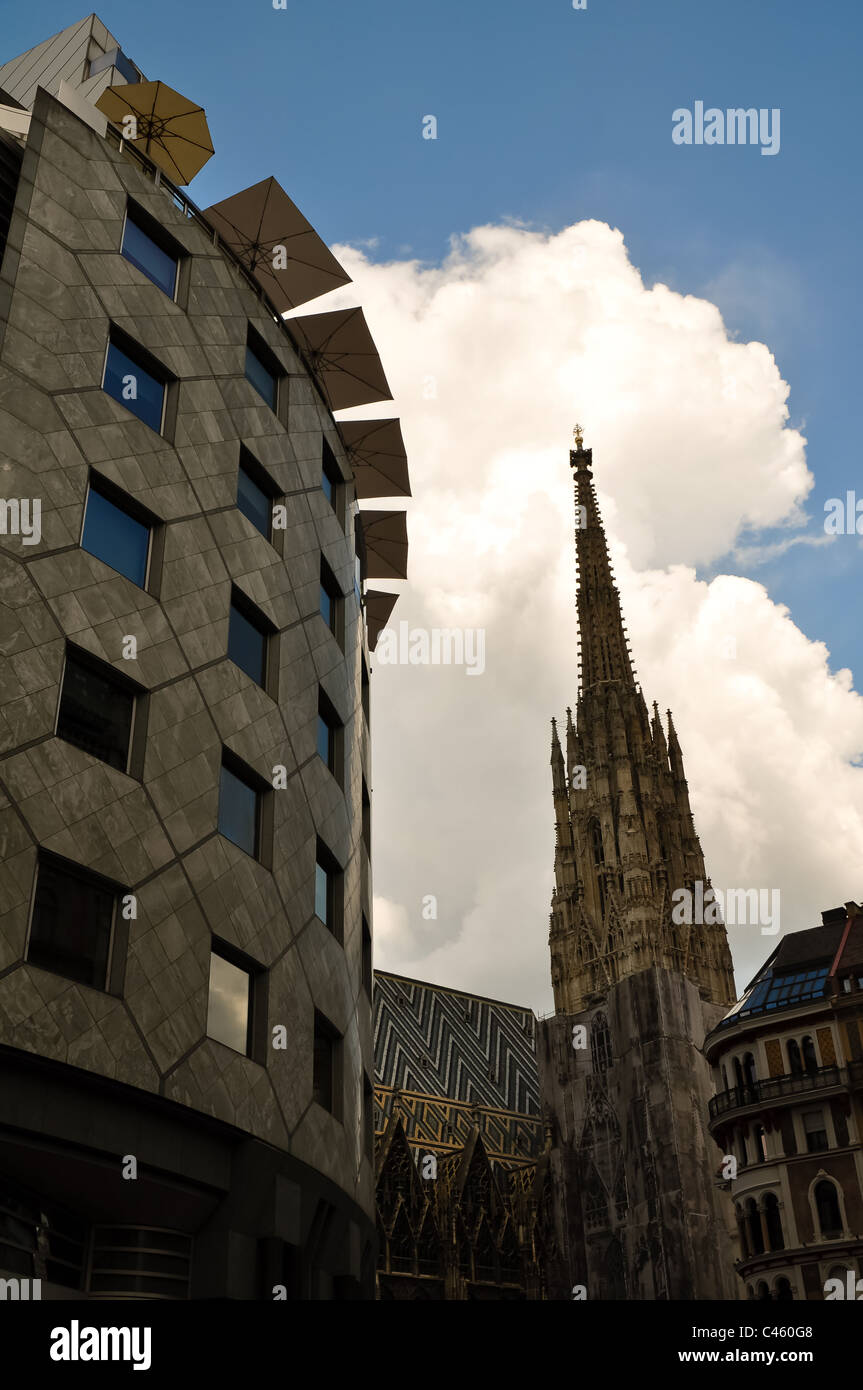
320 220 863 1010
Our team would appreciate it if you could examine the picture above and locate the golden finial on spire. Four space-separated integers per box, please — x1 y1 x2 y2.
573 423 584 450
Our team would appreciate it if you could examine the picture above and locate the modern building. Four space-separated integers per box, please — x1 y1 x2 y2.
373 970 556 1298
537 431 739 1299
0 15 408 1299
705 903 863 1301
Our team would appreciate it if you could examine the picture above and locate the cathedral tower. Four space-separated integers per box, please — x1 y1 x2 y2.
538 430 739 1300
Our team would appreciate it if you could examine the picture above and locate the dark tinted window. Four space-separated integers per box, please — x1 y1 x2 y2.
218 762 259 857
28 858 114 989
320 559 339 633
362 916 372 997
57 649 135 772
313 1016 335 1111
245 344 277 409
315 857 330 926
103 340 165 433
207 950 251 1053
228 598 268 686
81 483 150 587
317 711 335 770
121 214 178 297
322 439 339 506
236 465 271 539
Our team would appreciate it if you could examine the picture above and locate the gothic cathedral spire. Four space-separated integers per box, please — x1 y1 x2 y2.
549 431 736 1014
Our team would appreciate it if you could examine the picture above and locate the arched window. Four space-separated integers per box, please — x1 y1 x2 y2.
590 1014 613 1073
721 1064 728 1091
802 1035 819 1074
589 820 606 921
764 1193 784 1250
733 1057 745 1092
584 1166 609 1231
746 1198 764 1255
743 1053 757 1090
754 1124 768 1163
787 1039 802 1075
590 820 605 865
736 1206 749 1258
389 1205 414 1274
815 1180 842 1239
775 1276 793 1301
756 1279 770 1301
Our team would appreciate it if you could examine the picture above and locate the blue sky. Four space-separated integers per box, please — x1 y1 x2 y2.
4 1 859 681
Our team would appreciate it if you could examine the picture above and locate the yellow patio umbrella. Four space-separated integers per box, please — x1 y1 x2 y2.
96 80 214 185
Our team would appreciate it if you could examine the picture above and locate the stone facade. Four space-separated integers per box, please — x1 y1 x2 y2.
705 905 863 1301
538 437 738 1300
0 23 392 1299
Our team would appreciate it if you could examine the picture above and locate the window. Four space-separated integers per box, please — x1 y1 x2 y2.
361 916 372 997
745 1198 764 1256
121 205 179 298
590 1014 613 1072
803 1109 828 1153
103 333 168 433
317 691 341 780
322 438 340 508
207 947 251 1054
361 657 370 725
81 477 152 587
236 449 277 541
314 841 341 940
56 647 139 773
362 779 371 855
764 1194 784 1251
320 557 341 637
802 1035 819 1073
228 590 270 687
313 1012 341 1115
245 328 281 411
754 1123 768 1163
218 757 261 858
787 1038 802 1075
27 856 116 990
815 1180 842 1239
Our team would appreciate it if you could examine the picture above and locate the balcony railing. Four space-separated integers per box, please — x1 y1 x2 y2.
709 1065 845 1121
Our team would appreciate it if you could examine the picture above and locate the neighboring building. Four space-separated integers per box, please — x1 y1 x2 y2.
0 16 408 1299
373 970 556 1298
705 903 863 1301
537 431 739 1299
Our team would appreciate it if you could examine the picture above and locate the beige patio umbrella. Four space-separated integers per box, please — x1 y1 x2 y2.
289 307 392 411
339 418 411 499
359 510 408 581
203 178 351 312
96 80 214 184
365 590 400 651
